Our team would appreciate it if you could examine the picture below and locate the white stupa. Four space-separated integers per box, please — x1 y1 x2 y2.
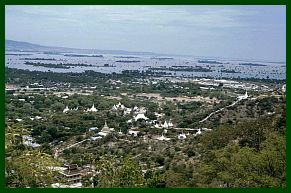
63 106 70 113
118 129 124 135
193 128 202 137
162 121 169 129
98 121 114 136
123 108 132 115
87 104 98 112
237 91 248 100
112 105 117 111
168 120 174 128
157 133 171 141
133 106 139 111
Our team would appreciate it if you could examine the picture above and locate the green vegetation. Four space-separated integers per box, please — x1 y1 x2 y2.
5 68 285 188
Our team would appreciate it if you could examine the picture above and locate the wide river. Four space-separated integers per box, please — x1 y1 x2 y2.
5 52 286 80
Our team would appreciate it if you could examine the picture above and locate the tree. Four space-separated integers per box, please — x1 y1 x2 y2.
6 150 59 188
22 103 32 114
194 135 286 188
164 170 187 187
44 98 53 108
51 102 65 112
95 156 146 188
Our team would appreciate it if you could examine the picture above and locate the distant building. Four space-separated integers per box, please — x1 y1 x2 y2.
52 164 82 188
128 130 140 137
90 136 102 141
88 127 98 132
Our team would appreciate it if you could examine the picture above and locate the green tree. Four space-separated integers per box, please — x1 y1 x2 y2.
51 102 65 112
6 150 59 188
22 103 32 114
95 156 146 188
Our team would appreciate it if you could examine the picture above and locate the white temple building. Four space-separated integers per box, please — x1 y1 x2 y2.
178 133 187 140
134 113 149 121
128 129 140 137
154 112 164 118
88 127 98 132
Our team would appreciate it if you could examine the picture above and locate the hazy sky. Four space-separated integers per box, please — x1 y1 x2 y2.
6 5 286 61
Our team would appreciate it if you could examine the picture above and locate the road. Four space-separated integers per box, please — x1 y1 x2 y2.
199 98 243 123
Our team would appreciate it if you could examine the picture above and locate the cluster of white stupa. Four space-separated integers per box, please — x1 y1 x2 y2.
63 106 79 113
154 120 174 141
112 102 126 111
85 104 98 112
112 102 147 116
177 127 212 140
62 100 214 142
63 104 98 113
154 120 174 129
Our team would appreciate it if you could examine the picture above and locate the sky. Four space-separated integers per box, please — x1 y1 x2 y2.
5 5 286 61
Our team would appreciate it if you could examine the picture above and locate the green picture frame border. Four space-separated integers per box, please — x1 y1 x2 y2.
1 0 288 192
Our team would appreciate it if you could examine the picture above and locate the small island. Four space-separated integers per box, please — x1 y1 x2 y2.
239 63 267 67
198 60 223 64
